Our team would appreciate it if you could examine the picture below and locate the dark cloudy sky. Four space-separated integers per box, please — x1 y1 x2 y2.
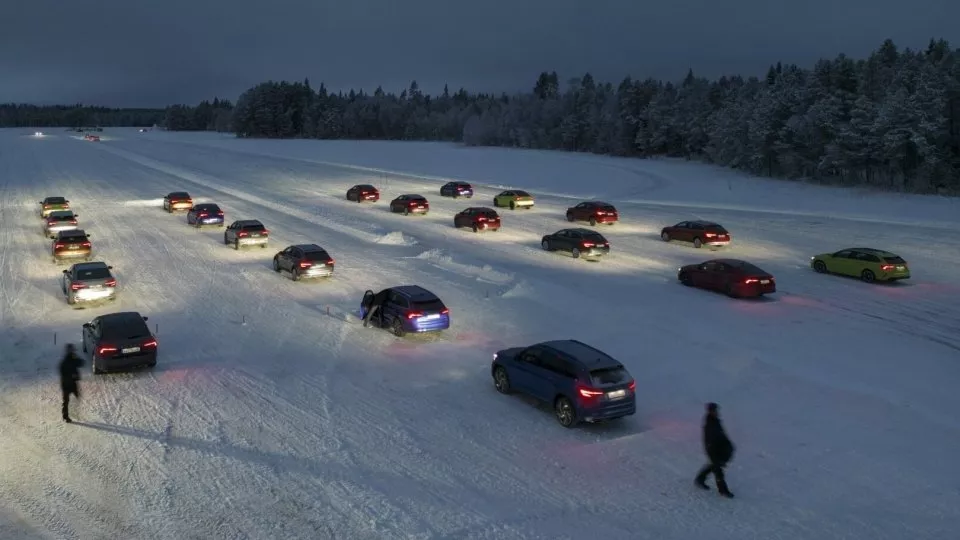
1 0 956 107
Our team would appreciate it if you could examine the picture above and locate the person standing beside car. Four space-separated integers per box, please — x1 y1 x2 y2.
59 343 84 423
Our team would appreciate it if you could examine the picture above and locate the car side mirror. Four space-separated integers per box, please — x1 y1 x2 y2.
85 234 90 237
62 269 68 274
73 214 79 217
142 316 149 321
82 323 91 328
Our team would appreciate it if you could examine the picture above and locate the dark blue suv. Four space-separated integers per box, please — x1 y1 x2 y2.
491 339 636 427
186 203 224 227
360 285 450 337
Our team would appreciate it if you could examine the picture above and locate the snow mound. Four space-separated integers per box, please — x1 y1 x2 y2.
123 198 165 207
499 280 537 298
414 248 513 284
375 231 418 246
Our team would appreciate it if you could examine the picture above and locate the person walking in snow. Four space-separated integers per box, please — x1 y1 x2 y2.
58 343 84 423
694 402 735 498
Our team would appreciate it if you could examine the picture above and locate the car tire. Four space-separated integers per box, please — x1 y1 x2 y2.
661 232 670 242
566 213 575 222
67 293 75 305
509 201 516 210
472 224 479 233
492 198 498 207
589 217 597 226
292 268 301 281
273 258 281 272
91 357 102 375
571 247 581 259
403 208 409 215
554 396 576 428
813 260 827 273
392 318 405 337
541 240 552 251
493 366 512 394
223 234 229 245
693 237 703 248
861 269 875 283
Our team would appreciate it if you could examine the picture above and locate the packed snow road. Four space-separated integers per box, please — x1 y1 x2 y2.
2 128 959 540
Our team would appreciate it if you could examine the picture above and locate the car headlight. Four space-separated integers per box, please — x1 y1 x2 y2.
492 353 498 361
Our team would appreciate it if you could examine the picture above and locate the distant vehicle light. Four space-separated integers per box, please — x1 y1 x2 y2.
34 131 43 136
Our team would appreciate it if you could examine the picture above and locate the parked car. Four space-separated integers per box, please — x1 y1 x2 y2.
224 219 269 249
440 181 474 198
493 190 535 210
678 259 776 298
360 285 450 337
661 220 731 249
389 194 429 215
491 339 636 428
52 229 91 264
39 196 70 218
82 312 157 373
273 244 334 280
186 203 224 227
453 207 501 232
42 210 79 238
62 262 117 306
566 201 619 226
346 184 380 202
541 228 610 259
163 191 193 212
810 247 910 283
84 134 100 141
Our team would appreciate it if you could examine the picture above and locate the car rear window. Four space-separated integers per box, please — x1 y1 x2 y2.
46 197 66 204
883 256 905 264
457 183 472 188
584 234 607 243
411 299 445 312
357 185 376 191
170 192 190 198
707 226 728 233
102 319 150 340
409 195 426 200
197 205 219 211
304 250 330 261
50 214 73 221
479 211 499 218
61 233 86 241
77 268 110 280
589 367 631 386
241 222 265 230
514 190 531 197
599 205 616 211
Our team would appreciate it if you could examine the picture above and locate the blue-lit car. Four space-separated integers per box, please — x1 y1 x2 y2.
360 285 450 337
491 339 636 428
439 181 473 198
186 203 224 227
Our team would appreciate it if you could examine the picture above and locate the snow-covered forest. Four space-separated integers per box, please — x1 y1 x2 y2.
225 39 960 194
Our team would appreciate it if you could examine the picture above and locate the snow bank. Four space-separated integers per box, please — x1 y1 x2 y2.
375 231 418 246
122 198 165 207
413 248 513 284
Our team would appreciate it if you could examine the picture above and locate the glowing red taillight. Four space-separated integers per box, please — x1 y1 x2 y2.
70 282 86 291
326 259 334 265
81 241 91 247
880 264 894 271
441 308 449 315
582 242 595 248
477 216 487 221
238 231 248 237
744 278 759 284
199 213 208 218
628 381 636 392
217 211 223 216
105 278 117 287
54 242 65 249
299 261 312 268
143 339 157 348
70 220 77 224
261 229 269 235
577 384 604 399
97 345 117 355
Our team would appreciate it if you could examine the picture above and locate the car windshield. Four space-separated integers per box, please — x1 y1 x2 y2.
589 367 631 385
77 267 110 280
411 299 445 312
304 250 330 261
101 319 150 340
46 197 66 204
883 256 906 264
514 190 531 197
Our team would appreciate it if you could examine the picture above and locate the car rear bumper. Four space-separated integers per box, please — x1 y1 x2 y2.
455 191 473 197
580 399 636 422
168 203 191 211
735 282 776 296
879 271 910 280
238 237 268 246
705 239 730 246
405 207 429 214
98 351 156 372
512 200 534 207
196 218 224 226
360 194 379 201
300 266 334 278
594 216 618 223
582 247 610 257
73 288 116 303
475 222 500 230
54 250 91 260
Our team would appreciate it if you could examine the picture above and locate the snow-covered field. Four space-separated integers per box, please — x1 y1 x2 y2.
2 127 959 539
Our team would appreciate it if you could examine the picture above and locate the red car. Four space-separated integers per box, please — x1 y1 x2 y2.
389 194 429 215
661 220 730 248
678 259 775 298
346 184 379 202
453 207 501 232
566 201 618 226
84 134 100 142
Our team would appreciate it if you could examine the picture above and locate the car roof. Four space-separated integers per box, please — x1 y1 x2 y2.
353 184 376 189
689 220 722 226
97 312 146 326
711 258 767 272
194 202 218 207
583 201 613 206
44 196 66 202
71 261 109 270
59 229 86 236
398 193 425 198
388 285 438 300
561 227 604 235
293 243 326 252
449 181 471 185
849 247 897 256
540 340 621 369
466 207 497 213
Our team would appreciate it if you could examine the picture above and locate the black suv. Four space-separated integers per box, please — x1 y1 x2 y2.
273 244 334 280
541 228 610 259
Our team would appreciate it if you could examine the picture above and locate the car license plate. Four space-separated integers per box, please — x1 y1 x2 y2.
421 314 439 320
607 389 626 399
69 245 78 249
760 279 770 284
121 347 140 354
896 266 905 270
204 218 217 222
91 285 102 289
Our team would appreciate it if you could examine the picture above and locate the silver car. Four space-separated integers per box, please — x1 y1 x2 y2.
224 219 270 250
43 210 79 238
61 262 118 306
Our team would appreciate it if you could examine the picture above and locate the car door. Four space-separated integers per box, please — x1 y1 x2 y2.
509 346 546 396
671 222 689 240
361 290 375 318
61 267 73 294
83 318 101 352
456 209 471 227
224 222 236 242
692 261 718 288
383 291 407 325
829 250 854 275
537 353 576 400
278 247 295 270
498 191 512 205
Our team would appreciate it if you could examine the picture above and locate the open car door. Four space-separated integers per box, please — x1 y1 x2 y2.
361 290 375 318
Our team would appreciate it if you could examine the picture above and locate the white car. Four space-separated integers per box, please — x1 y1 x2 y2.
61 262 118 306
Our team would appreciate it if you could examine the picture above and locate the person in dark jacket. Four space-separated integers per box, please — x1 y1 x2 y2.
694 402 735 497
58 343 84 423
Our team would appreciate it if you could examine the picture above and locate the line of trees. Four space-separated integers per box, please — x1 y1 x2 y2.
217 38 960 194
163 98 234 132
0 104 164 128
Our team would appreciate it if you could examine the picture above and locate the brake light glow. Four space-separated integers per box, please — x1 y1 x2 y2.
477 216 486 221
54 243 64 249
406 312 423 319
70 220 77 224
70 283 86 291
705 233 716 237
217 211 224 216
326 260 334 265
577 385 604 398
298 261 312 268
628 381 636 391
143 339 158 348
880 264 895 271
582 242 595 248
81 241 91 247
744 278 759 284
238 231 248 237
97 345 117 355
262 229 269 235
105 278 117 287
199 213 208 218
43 204 50 209
441 308 449 314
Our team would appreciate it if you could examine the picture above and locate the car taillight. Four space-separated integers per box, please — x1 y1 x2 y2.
408 202 418 206
477 216 487 221
705 233 716 238
199 213 208 218
261 229 269 235
406 312 423 319
744 278 759 284
582 242 594 248
54 242 65 249
577 384 604 399
628 381 636 392
326 259 334 265
70 282 86 291
70 220 77 224
105 278 117 287
441 308 449 315
82 241 91 247
143 339 158 348
217 211 223 215
299 261 312 268
97 345 117 355
238 231 248 237
880 264 894 271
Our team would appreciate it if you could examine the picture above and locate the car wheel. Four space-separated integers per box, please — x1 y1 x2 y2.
403 208 409 215
661 232 670 242
693 237 703 248
541 240 552 251
589 217 597 226
492 198 498 207
554 396 576 427
472 224 479 233
392 318 405 337
813 260 827 273
292 268 301 281
273 258 280 272
566 213 575 222
234 240 240 250
493 366 511 394
861 269 875 283
509 201 516 210
82 340 86 352
725 283 738 297
571 247 581 259
67 293 75 305
91 357 101 375
679 272 692 286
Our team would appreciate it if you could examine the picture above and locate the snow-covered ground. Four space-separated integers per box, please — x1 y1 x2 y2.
2 127 959 539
